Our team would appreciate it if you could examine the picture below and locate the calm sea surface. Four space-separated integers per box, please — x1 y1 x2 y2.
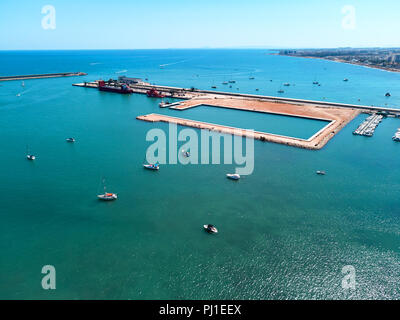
0 50 399 299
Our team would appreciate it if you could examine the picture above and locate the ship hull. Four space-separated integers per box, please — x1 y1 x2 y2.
99 86 133 94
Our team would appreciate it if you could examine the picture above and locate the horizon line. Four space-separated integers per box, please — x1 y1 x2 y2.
1 46 400 52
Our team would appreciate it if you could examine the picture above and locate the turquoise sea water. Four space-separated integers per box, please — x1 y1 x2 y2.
0 50 399 299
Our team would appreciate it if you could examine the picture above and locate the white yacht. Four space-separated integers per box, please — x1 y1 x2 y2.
226 173 240 180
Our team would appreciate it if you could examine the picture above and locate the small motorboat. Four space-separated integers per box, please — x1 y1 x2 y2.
277 90 284 94
204 224 218 234
249 77 255 80
226 173 240 180
159 100 171 108
98 192 118 201
143 164 160 171
283 83 290 86
343 78 349 82
385 92 391 97
182 150 190 158
316 170 326 175
26 145 35 160
66 137 75 143
222 81 228 85
211 86 217 89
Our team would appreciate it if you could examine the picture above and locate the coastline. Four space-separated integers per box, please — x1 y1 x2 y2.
273 53 400 73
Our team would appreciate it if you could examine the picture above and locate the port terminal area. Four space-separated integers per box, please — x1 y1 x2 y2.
73 77 400 150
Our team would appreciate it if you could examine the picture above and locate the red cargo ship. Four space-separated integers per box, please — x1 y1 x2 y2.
146 88 165 98
98 80 133 94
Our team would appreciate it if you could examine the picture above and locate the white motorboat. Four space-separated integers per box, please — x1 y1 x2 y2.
204 224 218 234
143 164 160 171
26 146 35 160
226 173 240 180
181 150 190 158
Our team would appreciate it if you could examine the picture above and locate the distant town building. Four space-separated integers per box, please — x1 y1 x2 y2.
390 54 400 63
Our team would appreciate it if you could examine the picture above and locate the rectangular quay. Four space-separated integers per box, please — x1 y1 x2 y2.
137 113 337 150
159 97 360 149
168 104 331 140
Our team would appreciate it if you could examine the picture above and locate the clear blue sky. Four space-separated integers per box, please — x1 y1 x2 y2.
0 0 399 50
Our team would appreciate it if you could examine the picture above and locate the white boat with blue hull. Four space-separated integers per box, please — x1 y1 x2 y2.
226 173 240 180
143 163 160 171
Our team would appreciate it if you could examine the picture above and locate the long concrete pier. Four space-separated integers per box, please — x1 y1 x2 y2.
0 72 87 82
73 80 400 115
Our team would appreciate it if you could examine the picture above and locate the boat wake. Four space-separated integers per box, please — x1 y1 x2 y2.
159 58 195 68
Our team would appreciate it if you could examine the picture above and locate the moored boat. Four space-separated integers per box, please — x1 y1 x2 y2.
204 224 218 234
316 170 326 175
182 150 190 158
226 173 240 180
143 163 160 170
98 192 118 201
146 88 165 98
392 128 400 141
26 146 35 160
97 178 117 201
98 80 133 94
66 137 75 143
159 100 171 108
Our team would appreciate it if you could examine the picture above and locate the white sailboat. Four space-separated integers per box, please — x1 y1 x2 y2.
97 178 117 201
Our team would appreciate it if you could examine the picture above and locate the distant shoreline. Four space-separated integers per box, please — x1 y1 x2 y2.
273 53 400 74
